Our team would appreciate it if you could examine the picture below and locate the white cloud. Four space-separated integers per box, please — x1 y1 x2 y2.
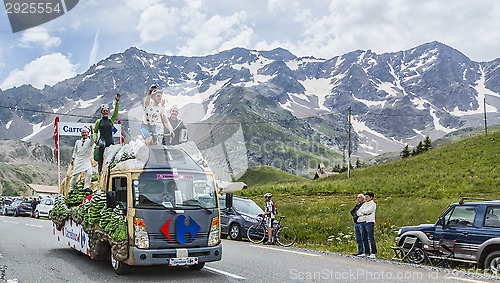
17 27 61 49
178 12 250 56
137 4 180 43
268 0 285 12
283 0 500 61
89 30 100 67
0 53 78 90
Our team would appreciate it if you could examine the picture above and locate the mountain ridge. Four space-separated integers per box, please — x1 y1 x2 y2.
0 41 499 177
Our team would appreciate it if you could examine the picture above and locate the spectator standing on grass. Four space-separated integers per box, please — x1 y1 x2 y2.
350 194 365 256
357 191 377 258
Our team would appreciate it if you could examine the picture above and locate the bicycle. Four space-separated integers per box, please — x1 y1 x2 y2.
247 215 297 247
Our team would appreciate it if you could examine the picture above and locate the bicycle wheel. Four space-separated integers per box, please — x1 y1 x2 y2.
276 226 296 247
247 224 266 244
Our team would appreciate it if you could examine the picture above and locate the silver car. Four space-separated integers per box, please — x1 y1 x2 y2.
34 197 54 219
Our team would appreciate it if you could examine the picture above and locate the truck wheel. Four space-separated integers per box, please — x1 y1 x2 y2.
111 253 130 275
485 251 500 273
229 223 242 241
188 262 205 270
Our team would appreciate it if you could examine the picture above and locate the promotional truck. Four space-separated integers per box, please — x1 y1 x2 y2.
51 141 222 274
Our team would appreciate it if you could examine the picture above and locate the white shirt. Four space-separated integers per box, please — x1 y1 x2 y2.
72 134 94 175
357 200 376 223
142 103 167 128
265 200 275 219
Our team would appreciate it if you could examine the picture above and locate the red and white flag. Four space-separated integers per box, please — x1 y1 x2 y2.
54 116 61 189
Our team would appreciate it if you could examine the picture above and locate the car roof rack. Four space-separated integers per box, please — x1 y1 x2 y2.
459 197 494 205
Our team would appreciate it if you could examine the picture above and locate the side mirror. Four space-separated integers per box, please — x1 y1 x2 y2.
106 191 116 209
437 217 445 227
225 192 233 210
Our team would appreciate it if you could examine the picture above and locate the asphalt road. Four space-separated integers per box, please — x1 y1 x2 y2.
0 215 498 282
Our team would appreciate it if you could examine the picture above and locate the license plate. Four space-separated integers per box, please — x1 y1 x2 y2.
169 257 198 266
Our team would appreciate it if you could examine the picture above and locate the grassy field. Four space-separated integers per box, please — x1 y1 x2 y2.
237 166 307 187
234 129 500 260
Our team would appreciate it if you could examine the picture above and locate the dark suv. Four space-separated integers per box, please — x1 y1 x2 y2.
219 193 264 240
395 198 500 270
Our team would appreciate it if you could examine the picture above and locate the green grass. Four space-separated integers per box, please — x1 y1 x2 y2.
236 129 500 261
237 166 308 186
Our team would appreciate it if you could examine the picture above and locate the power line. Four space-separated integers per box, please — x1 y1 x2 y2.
0 103 455 126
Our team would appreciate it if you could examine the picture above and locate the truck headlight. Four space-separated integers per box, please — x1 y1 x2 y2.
134 218 149 249
208 217 220 246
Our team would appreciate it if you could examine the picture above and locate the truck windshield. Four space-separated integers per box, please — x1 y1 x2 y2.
133 173 217 210
233 199 264 215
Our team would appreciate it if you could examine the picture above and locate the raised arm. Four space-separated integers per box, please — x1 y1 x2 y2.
110 93 120 123
94 119 100 140
144 85 156 107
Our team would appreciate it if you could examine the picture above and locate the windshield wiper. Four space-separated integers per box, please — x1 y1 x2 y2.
161 202 177 214
182 203 212 214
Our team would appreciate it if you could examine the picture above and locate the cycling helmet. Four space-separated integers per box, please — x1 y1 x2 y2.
264 193 272 198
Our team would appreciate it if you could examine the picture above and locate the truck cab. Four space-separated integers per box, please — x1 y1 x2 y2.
395 199 500 270
54 144 222 274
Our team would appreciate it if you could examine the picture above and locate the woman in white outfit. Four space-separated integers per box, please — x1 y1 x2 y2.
69 126 94 192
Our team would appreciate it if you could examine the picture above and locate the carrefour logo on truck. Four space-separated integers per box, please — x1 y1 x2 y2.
161 215 201 244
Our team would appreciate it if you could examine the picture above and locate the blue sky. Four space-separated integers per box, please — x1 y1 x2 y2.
0 0 499 91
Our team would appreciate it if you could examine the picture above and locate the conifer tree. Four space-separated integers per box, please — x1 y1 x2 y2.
423 136 432 151
401 145 411 158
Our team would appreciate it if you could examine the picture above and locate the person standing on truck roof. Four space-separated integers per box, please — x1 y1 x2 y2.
94 93 120 172
350 194 365 256
163 105 187 146
141 84 173 145
357 191 377 258
69 126 94 193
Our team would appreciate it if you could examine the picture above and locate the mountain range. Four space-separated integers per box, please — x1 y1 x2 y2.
0 41 499 178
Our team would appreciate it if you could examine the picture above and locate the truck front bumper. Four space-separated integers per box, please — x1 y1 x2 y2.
130 243 222 266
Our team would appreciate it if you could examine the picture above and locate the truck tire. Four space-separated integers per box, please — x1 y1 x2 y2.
485 251 500 273
188 262 205 270
229 223 242 241
111 253 130 275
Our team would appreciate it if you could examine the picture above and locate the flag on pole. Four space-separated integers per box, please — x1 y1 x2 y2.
54 116 61 190
118 119 124 145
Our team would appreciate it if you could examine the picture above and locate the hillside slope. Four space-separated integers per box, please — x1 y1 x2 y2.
236 166 307 187
240 129 500 198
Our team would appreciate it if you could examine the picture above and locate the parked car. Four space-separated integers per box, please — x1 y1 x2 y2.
219 193 264 240
5 199 32 217
34 197 54 219
4 199 21 216
395 198 500 271
1 198 13 215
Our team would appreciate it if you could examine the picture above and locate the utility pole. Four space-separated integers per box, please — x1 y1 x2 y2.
484 98 488 135
348 107 351 178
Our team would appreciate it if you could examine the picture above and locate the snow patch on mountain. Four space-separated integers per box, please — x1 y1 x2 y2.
21 122 51 142
451 68 500 116
352 94 386 108
300 77 332 111
76 95 103 108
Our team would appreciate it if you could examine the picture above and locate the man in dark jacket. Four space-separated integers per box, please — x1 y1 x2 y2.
350 194 365 256
163 106 187 146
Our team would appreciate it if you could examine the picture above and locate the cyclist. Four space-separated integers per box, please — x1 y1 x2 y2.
262 193 276 245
